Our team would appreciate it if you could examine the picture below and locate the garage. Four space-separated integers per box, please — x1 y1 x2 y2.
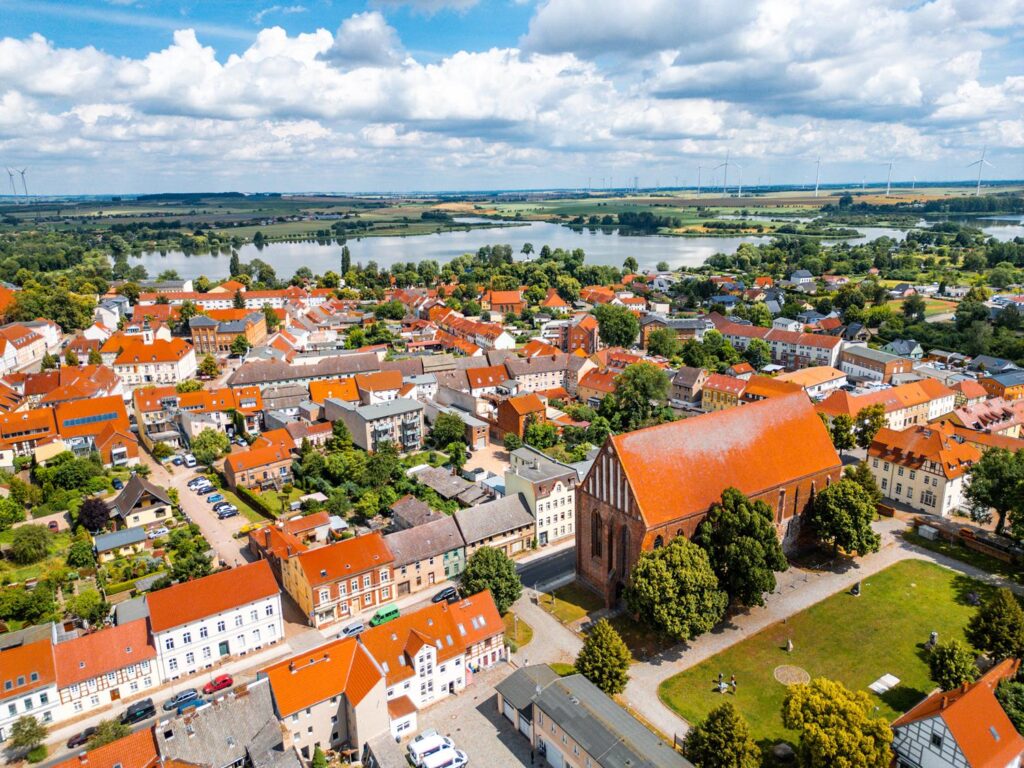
540 739 564 768
502 700 516 723
518 713 531 738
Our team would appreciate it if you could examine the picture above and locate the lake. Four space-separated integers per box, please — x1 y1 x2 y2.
128 217 1024 280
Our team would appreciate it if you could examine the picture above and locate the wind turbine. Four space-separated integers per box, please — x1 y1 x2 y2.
716 152 731 195
813 157 821 198
5 169 15 197
968 146 992 196
883 160 894 196
696 165 703 197
17 168 27 197
734 162 744 197
911 175 917 192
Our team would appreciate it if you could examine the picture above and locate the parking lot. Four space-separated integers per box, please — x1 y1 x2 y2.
412 665 533 768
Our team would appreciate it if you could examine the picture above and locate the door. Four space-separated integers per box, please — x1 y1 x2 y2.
541 739 564 768
218 641 230 657
397 582 410 596
518 714 531 738
502 701 516 723
109 688 120 702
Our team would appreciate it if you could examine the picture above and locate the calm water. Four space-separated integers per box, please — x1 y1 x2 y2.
129 218 1024 280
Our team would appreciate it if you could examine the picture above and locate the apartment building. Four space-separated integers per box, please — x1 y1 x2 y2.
281 533 395 630
506 446 578 547
701 373 746 411
146 561 284 682
0 628 58 740
383 516 466 597
224 442 293 491
454 494 535 557
112 338 197 391
565 314 600 355
324 397 425 453
715 320 842 369
504 354 574 395
981 370 1024 401
817 380 956 430
839 345 913 383
354 371 404 404
189 310 268 354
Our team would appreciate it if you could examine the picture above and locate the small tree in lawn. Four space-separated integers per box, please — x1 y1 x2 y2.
78 495 110 532
10 525 51 565
191 428 230 466
198 354 220 377
459 546 522 614
807 478 880 556
966 588 1024 661
575 619 631 695
230 335 251 356
683 702 761 768
8 715 47 753
928 640 978 691
625 537 727 641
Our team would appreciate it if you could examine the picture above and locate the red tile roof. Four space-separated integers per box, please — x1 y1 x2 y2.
224 443 291 473
283 511 330 535
53 620 155 688
579 369 618 394
0 638 56 698
113 338 193 366
505 392 546 415
816 380 955 419
466 365 509 390
868 423 980 480
261 636 382 716
539 289 569 309
146 560 279 633
50 729 159 768
703 373 746 395
294 532 394 587
355 370 403 392
54 395 130 439
952 380 988 399
309 377 360 404
609 392 840 527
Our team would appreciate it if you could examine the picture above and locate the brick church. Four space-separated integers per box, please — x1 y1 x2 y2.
576 393 843 606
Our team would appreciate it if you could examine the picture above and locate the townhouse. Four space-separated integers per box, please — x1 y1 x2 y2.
816 380 956 430
226 352 381 391
701 373 746 411
108 475 173 530
775 365 848 398
354 370 404 404
281 532 395 630
565 314 600 355
504 354 576 396
465 364 512 397
52 619 157 720
492 393 546 440
506 446 577 547
112 338 197 391
454 493 535 557
946 397 1024 437
383 516 466 597
715 319 843 369
138 285 331 311
671 366 709 404
188 310 268 354
324 397 425 453
639 314 712 348
224 442 293 491
133 385 263 449
839 345 914 383
980 370 1024 401
0 324 47 373
53 395 140 467
482 290 525 316
0 628 58 740
868 423 980 516
146 560 284 682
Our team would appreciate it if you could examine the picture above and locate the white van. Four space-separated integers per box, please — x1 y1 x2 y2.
184 454 197 468
422 748 468 768
408 735 454 767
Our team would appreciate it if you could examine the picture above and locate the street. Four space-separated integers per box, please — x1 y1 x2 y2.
517 544 574 588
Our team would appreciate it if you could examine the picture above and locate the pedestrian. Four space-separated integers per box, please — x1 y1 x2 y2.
718 672 724 684
731 675 737 695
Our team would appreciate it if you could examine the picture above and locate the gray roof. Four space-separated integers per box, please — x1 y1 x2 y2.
509 447 577 485
156 679 300 768
671 366 706 388
113 596 150 625
189 315 218 328
495 664 559 711
841 345 905 364
987 370 1024 387
485 349 519 366
505 354 571 377
261 384 310 411
421 354 460 373
454 493 534 544
337 397 423 422
390 495 444 528
109 474 173 519
884 339 921 355
530 672 693 768
381 357 425 377
227 352 380 387
384 516 464 566
970 355 1020 374
413 466 477 500
640 314 710 331
93 527 147 552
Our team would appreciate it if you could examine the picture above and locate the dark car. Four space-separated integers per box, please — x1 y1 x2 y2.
120 698 156 725
66 726 97 749
163 688 200 711
112 478 124 490
431 586 460 604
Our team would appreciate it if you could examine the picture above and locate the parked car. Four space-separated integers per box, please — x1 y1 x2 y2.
163 689 200 712
337 620 365 638
202 674 233 695
112 478 124 490
206 493 225 504
66 726 97 749
217 507 239 520
120 698 155 725
47 520 59 532
212 501 234 512
369 604 400 627
410 729 438 745
408 735 454 767
171 456 184 466
187 477 209 489
423 748 468 768
431 586 459 604
184 454 197 468
147 526 169 539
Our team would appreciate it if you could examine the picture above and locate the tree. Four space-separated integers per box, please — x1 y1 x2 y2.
176 379 203 393
459 546 522 614
326 419 353 451
594 304 640 347
263 303 280 332
966 588 1024 661
503 433 523 451
230 335 251 356
8 715 47 752
574 619 631 695
646 327 680 358
928 639 978 691
446 441 467 474
625 537 727 641
232 289 245 309
524 419 558 450
742 337 772 370
0 496 25 531
198 354 220 377
808 479 880 556
178 299 198 326
87 719 129 749
623 256 639 273
828 413 856 454
697 488 787 608
614 362 669 431
844 461 882 504
781 678 892 768
87 348 102 366
10 525 50 565
78 496 110 532
40 352 57 371
996 679 1024 734
683 702 761 768
431 412 466 448
854 404 888 450
902 293 927 322
64 348 79 366
341 245 351 275
66 589 108 625
191 428 230 466
66 534 94 568
311 746 328 768
966 448 1024 535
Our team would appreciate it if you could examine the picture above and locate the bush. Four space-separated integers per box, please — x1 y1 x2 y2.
10 525 51 565
26 746 47 763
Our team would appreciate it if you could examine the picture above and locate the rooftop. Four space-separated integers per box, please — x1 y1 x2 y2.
383 516 464 566
53 619 155 688
454 493 534 544
295 532 394 587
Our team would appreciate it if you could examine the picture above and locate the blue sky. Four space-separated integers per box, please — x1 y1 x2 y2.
1 0 1022 194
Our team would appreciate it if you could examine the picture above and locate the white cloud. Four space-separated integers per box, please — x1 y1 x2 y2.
320 11 405 68
373 0 481 13
252 5 307 25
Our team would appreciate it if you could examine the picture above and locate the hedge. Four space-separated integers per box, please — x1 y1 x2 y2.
232 485 277 521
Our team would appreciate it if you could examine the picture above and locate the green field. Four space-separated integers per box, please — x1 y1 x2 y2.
658 560 986 744
885 297 959 317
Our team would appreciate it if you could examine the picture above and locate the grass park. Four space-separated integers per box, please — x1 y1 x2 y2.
658 560 986 745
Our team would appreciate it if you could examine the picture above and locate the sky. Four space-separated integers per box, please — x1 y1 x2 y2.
1 0 1023 194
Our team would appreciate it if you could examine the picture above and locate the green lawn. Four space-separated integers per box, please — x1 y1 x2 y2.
0 528 72 584
541 581 604 624
659 560 987 745
885 297 958 317
503 612 534 648
607 614 677 662
903 531 1024 583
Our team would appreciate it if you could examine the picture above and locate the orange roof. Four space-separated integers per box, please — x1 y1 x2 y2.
50 729 159 768
580 286 615 304
354 370 403 392
816 380 955 419
0 408 56 445
216 279 246 293
944 422 1024 452
225 442 291 473
742 376 804 400
0 638 56 698
952 379 988 399
868 423 980 479
609 392 841 527
579 369 618 394
893 658 1024 767
467 365 509 390
703 373 746 395
485 290 523 306
775 366 846 388
506 392 546 415
146 560 279 633
283 510 330 535
54 395 130 439
539 289 569 309
294 532 394 587
358 592 501 685
53 619 155 688
248 525 307 561
0 325 42 349
309 377 360 404
521 339 562 357
261 636 382 716
205 308 257 322
388 694 417 718
113 338 193 366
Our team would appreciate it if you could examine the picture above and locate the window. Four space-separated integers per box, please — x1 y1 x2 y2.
217 621 226 632
872 458 878 468
168 659 178 672
363 575 371 588
319 589 330 603
250 610 258 622
203 647 211 659
182 632 191 644
39 692 49 705
164 638 175 650
265 604 274 616
931 733 943 749
199 626 208 639
234 615 243 627
73 701 83 712
185 652 195 666
897 467 904 476
896 483 902 495
382 587 390 599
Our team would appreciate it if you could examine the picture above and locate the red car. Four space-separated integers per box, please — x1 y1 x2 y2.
202 675 233 695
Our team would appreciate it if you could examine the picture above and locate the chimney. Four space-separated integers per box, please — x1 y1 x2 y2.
288 661 296 674
940 695 948 710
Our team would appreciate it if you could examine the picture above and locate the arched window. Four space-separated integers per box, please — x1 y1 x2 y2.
653 535 664 549
591 512 603 558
